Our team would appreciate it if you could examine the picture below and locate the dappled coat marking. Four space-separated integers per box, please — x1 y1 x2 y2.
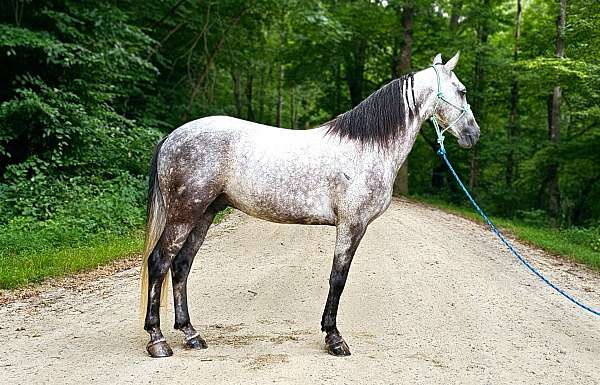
139 53 480 358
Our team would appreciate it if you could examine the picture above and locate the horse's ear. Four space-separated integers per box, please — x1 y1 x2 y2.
445 51 460 71
432 53 443 65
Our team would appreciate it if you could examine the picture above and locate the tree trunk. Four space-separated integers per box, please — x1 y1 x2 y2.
257 65 267 123
275 64 283 127
334 62 342 116
393 1 414 197
433 0 464 192
420 131 446 191
232 69 243 118
572 177 599 225
506 0 522 187
547 0 566 224
449 1 463 34
469 0 491 190
391 41 399 79
396 2 413 76
152 0 188 29
245 71 255 121
183 8 248 120
346 39 367 108
290 87 296 129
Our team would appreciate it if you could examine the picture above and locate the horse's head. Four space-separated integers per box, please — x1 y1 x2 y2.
430 52 480 149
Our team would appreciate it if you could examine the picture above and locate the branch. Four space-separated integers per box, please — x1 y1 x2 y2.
186 2 212 84
152 0 188 29
146 20 186 61
183 7 250 119
567 121 597 141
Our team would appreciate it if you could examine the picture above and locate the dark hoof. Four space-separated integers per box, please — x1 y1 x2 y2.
326 339 351 356
184 335 208 350
325 332 351 356
147 340 173 358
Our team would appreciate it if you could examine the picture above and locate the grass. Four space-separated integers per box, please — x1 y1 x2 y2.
0 207 234 290
413 195 600 271
2 195 597 291
214 206 234 224
0 230 144 290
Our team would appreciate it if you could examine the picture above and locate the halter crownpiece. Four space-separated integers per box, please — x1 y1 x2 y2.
430 64 470 154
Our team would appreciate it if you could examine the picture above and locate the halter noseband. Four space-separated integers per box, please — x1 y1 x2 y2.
430 64 470 152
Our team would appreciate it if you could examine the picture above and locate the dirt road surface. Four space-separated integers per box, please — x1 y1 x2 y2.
1 199 599 384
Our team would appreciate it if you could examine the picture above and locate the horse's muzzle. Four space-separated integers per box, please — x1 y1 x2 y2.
458 123 480 149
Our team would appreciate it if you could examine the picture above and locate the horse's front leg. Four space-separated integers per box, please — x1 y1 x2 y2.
321 221 367 356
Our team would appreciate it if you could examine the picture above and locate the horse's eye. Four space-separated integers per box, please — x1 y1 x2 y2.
459 89 467 95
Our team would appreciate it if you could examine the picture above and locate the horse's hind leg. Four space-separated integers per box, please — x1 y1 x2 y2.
145 221 194 358
321 220 367 356
171 207 218 349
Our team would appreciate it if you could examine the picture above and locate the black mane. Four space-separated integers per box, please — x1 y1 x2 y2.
326 73 418 148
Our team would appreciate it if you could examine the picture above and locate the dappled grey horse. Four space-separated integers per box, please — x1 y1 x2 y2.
139 52 480 358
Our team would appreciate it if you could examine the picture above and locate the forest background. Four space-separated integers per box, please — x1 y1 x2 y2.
1 0 599 288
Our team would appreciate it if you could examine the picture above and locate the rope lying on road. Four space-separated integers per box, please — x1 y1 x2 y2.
438 146 600 317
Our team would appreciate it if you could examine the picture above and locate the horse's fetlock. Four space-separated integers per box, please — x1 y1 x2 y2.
321 316 336 332
144 317 159 331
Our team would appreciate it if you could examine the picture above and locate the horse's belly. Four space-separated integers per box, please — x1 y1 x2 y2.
222 126 339 225
223 169 336 225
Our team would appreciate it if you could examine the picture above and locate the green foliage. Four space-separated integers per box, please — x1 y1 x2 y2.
0 174 146 289
0 0 599 288
0 1 162 288
0 1 162 222
415 196 600 271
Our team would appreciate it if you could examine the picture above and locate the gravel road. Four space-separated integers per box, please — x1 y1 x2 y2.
1 199 599 384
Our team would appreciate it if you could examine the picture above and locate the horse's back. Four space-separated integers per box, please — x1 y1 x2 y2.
158 116 338 224
158 115 391 225
210 117 338 224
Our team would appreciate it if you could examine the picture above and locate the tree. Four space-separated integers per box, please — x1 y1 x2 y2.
547 0 566 224
469 0 492 191
2 0 600 235
393 0 414 196
506 0 522 188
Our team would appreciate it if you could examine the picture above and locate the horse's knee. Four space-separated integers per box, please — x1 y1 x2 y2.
171 260 191 281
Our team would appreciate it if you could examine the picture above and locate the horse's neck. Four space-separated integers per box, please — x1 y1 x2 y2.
389 69 437 173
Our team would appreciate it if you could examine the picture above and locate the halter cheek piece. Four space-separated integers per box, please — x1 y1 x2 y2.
430 64 470 152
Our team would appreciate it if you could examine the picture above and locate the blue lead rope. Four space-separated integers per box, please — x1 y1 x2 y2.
437 146 600 317
429 62 597 317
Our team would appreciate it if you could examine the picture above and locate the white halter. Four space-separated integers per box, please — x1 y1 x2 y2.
430 64 470 151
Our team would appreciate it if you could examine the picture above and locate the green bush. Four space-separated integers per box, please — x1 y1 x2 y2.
0 173 147 288
0 173 145 250
562 227 600 253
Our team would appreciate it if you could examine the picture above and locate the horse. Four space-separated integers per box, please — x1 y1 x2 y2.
139 52 480 358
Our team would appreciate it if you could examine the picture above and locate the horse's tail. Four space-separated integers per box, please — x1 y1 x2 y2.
139 137 168 329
